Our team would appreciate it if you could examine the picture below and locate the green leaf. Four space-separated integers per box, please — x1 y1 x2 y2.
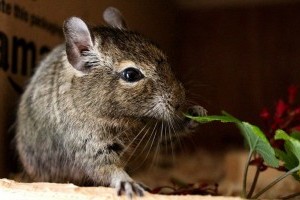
275 130 300 180
275 148 298 171
239 122 279 168
186 115 240 123
290 132 300 141
187 112 279 168
275 130 300 161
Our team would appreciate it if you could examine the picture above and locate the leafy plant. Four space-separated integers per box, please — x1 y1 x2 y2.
187 85 300 199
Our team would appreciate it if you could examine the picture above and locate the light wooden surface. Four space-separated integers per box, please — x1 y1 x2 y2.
0 179 241 200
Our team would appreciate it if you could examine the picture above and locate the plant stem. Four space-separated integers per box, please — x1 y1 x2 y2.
242 150 254 198
252 167 299 199
281 192 300 199
247 165 260 198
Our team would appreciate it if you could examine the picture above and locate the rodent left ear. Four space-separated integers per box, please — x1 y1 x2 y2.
103 7 127 29
63 17 99 72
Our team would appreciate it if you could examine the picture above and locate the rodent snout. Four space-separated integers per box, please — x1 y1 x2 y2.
160 81 185 110
172 83 186 111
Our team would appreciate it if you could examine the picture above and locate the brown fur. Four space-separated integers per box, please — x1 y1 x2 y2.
16 10 206 196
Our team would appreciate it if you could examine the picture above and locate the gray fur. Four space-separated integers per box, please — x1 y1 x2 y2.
16 11 206 197
103 7 127 29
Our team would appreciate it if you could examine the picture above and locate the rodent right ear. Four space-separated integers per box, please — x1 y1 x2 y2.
103 7 127 29
63 17 99 72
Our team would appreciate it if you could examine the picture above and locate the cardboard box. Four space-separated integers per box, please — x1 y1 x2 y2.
0 0 65 178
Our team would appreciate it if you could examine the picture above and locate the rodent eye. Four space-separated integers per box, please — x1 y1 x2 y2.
120 67 144 82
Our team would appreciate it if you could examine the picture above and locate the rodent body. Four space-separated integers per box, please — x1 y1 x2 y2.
16 7 206 196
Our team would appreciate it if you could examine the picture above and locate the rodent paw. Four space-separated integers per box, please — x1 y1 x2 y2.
116 181 144 198
185 105 207 132
188 105 207 117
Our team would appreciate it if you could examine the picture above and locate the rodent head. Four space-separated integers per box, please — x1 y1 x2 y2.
63 8 185 123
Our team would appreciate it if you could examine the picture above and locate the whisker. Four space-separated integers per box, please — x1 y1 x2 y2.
166 116 175 164
163 118 168 155
125 103 160 162
185 93 210 104
140 103 159 117
111 103 159 157
149 121 163 171
122 124 151 167
130 121 158 171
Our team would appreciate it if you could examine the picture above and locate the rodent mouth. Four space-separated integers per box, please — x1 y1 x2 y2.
139 115 185 133
145 110 185 126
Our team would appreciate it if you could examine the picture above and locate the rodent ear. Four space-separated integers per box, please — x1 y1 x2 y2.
103 7 127 29
63 17 99 72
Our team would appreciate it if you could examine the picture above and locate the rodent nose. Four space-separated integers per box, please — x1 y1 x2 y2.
175 104 181 111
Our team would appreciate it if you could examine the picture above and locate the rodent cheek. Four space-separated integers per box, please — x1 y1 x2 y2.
114 80 148 113
118 79 139 88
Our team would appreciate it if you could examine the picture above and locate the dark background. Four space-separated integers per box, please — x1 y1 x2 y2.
168 1 300 149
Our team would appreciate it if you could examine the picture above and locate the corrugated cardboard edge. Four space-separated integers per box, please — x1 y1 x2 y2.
0 179 241 200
